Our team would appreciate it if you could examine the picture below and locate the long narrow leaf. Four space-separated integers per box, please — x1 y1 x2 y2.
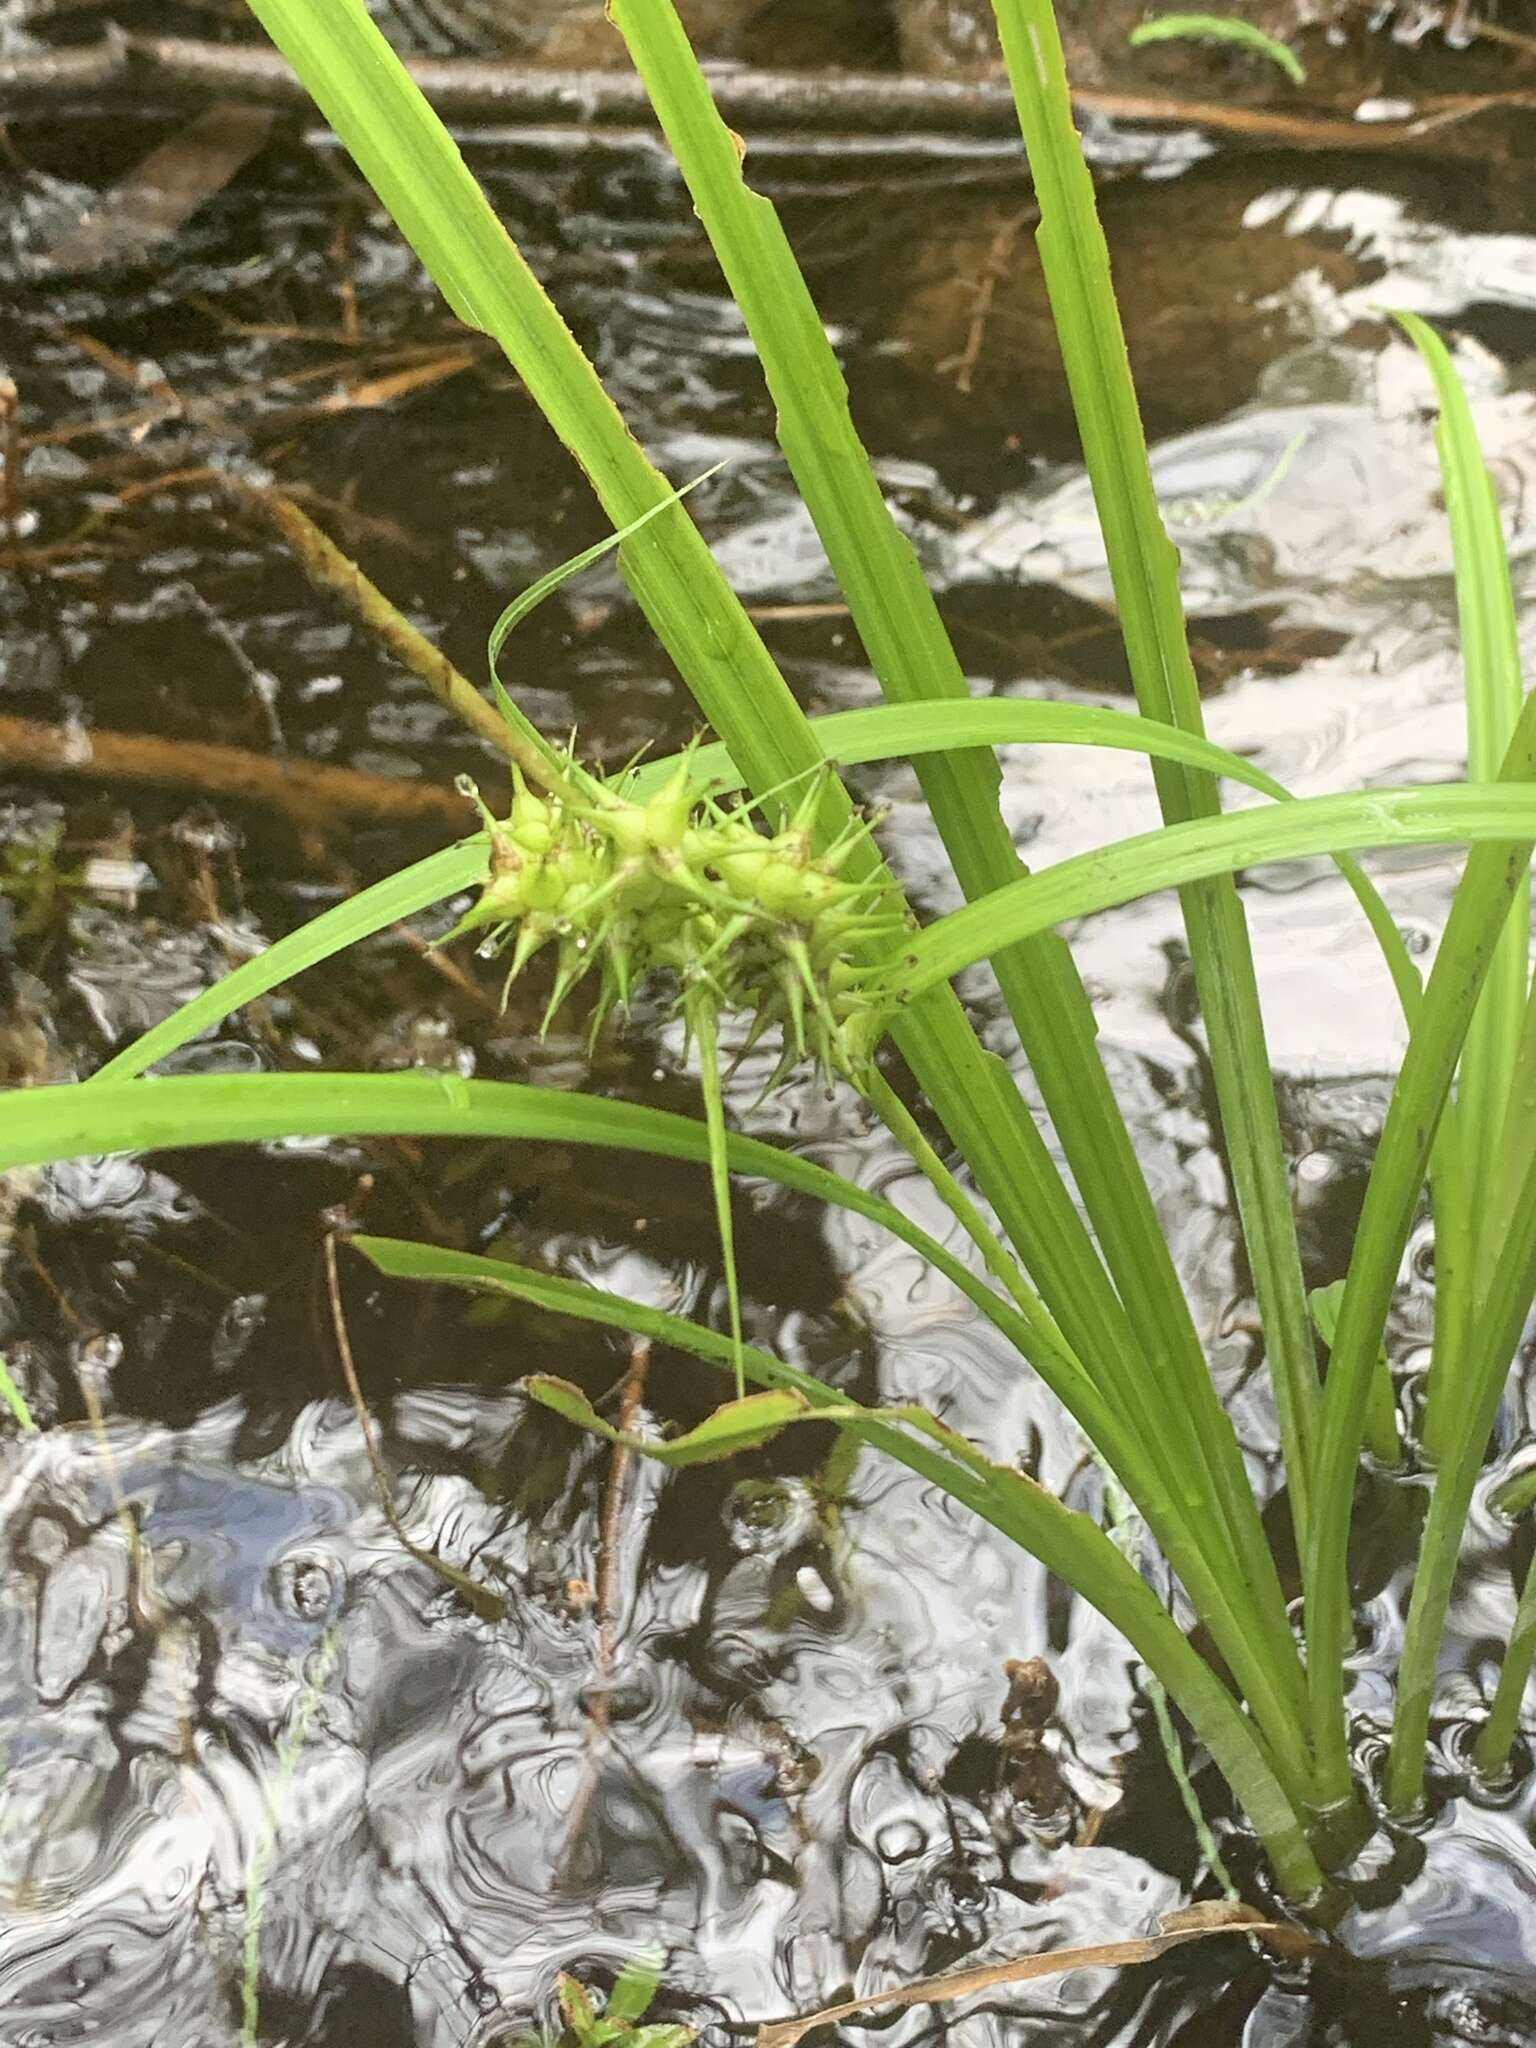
0 1068 1119 1465
989 0 1320 1574
1303 692 1536 1810
91 841 486 1083
1396 314 1527 1465
1385 1124 1536 1806
1396 315 1526 1190
1474 1537 1536 1777
0 1072 1038 1372
893 782 1536 1001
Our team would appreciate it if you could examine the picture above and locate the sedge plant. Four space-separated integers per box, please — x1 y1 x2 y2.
4 0 1536 1908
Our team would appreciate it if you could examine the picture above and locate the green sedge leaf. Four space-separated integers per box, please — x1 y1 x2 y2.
0 1355 37 1433
990 0 1317 1567
605 1957 663 2027
90 840 487 1083
892 783 1536 1001
1394 311 1529 1470
1307 687 1536 1814
525 1376 814 1464
487 465 723 686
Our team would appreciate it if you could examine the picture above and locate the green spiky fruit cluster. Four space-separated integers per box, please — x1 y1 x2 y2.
448 751 905 1082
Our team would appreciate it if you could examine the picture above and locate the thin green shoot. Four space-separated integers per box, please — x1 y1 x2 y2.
486 463 725 791
1102 1471 1238 1901
488 463 723 677
0 1356 37 1434
1475 1547 1536 1777
686 992 745 1396
510 1952 695 2048
1128 13 1306 83
241 1630 336 2047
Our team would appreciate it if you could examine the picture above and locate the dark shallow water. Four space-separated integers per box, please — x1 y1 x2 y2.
2 48 1536 2048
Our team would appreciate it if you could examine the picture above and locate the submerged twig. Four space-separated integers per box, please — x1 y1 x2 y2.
556 1331 653 1888
597 1334 653 1672
0 374 21 558
937 205 1033 396
0 34 1526 160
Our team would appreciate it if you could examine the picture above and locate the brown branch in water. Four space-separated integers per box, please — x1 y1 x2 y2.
0 33 1529 159
1471 16 1536 62
937 205 1032 397
0 712 469 845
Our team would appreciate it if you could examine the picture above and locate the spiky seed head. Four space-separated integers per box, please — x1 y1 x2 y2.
453 733 901 1084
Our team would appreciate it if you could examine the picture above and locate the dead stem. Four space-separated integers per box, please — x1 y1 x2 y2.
556 1332 653 1888
238 486 520 765
755 1903 1318 2048
323 1228 506 1623
0 373 21 557
330 210 361 345
18 1226 84 1337
1471 15 1536 61
389 918 504 1016
597 1334 653 1679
